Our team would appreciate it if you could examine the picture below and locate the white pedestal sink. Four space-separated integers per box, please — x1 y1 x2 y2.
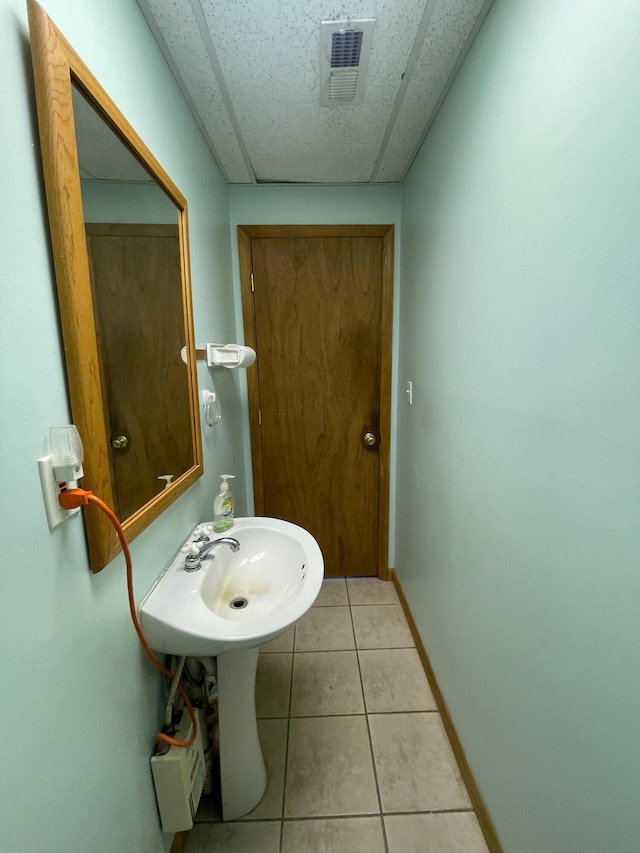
139 517 324 820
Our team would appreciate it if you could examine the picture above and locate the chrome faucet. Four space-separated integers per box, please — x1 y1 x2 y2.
184 536 240 572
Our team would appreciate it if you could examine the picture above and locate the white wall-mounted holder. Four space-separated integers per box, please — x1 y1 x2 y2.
202 390 222 428
180 344 256 369
38 425 85 528
205 343 256 369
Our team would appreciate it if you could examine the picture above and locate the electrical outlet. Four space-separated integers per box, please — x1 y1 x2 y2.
38 455 80 528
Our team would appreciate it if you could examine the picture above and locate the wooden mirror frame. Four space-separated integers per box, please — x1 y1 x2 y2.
28 0 202 572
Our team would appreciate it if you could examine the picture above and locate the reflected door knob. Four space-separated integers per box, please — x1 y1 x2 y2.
111 435 129 449
363 432 377 447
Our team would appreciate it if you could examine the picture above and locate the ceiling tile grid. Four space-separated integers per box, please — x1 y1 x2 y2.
200 0 421 182
140 0 254 182
137 0 493 184
377 0 491 181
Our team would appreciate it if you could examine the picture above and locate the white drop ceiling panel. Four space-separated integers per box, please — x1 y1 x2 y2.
377 0 490 181
137 0 494 184
200 0 426 182
141 0 254 182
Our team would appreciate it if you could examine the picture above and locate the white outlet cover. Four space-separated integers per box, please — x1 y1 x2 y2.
38 455 80 529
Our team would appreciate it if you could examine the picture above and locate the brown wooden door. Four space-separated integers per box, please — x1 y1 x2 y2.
240 225 393 578
86 223 193 520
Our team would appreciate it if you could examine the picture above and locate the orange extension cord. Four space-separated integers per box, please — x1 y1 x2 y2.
59 488 197 749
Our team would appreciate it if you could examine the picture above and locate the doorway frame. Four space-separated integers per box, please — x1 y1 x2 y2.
237 224 394 580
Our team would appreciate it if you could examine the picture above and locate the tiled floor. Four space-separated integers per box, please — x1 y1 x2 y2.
186 578 489 853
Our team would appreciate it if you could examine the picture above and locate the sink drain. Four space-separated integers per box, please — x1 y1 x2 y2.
230 596 248 610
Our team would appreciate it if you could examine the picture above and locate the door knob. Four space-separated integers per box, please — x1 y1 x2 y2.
111 435 129 449
362 432 377 447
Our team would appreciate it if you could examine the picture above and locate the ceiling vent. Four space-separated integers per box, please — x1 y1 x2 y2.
320 19 376 106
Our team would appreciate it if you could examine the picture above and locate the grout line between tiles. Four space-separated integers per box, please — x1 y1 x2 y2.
282 810 381 822
278 625 296 853
278 807 477 822
260 650 295 655
213 806 477 825
268 709 439 720
369 705 427 715
263 644 416 655
351 602 390 853
366 708 440 716
288 646 357 653
289 710 365 718
382 807 477 816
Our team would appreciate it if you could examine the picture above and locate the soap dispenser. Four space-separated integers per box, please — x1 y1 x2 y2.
213 474 235 532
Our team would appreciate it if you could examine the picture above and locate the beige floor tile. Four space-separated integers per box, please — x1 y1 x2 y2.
351 604 414 649
185 821 280 853
255 653 292 718
347 577 399 605
313 578 349 607
369 713 470 812
359 648 437 712
291 651 364 716
282 816 386 853
239 719 288 821
385 812 489 853
260 625 295 653
285 716 379 817
294 606 355 651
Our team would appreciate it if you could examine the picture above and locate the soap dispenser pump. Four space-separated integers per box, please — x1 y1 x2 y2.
213 474 235 532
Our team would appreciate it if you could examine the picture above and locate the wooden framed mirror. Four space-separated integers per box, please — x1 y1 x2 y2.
28 0 202 572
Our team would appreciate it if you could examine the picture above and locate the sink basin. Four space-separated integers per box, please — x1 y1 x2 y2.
139 516 324 657
140 516 323 822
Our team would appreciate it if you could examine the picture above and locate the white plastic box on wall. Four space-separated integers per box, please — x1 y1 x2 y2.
150 712 205 833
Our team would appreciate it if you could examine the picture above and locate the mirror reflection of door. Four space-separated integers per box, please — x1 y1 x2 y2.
72 85 194 521
85 223 192 519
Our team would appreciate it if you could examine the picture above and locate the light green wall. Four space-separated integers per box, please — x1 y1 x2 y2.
228 184 401 563
0 2 242 851
397 1 640 852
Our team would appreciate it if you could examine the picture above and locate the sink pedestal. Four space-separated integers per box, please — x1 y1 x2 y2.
217 647 267 820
